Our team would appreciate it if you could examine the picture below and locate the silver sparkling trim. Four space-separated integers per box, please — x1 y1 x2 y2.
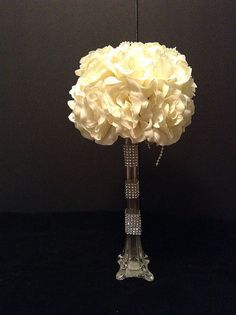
125 181 139 199
125 210 142 235
123 144 138 167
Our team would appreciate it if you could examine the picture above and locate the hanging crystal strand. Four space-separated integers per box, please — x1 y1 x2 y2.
116 139 154 281
156 146 164 166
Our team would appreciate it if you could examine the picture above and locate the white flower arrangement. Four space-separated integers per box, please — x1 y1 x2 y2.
68 42 196 145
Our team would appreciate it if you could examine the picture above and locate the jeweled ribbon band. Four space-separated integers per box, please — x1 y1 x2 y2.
125 180 139 199
123 144 138 167
125 210 142 235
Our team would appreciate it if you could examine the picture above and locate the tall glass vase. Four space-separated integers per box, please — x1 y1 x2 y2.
116 139 154 281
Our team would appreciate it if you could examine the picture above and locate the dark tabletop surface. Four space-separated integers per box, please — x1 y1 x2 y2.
0 211 235 315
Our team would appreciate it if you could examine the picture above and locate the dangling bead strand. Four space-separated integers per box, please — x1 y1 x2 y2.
155 146 164 167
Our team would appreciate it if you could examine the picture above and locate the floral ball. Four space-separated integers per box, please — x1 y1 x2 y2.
68 42 196 145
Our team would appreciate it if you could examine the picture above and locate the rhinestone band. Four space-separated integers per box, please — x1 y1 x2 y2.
125 180 139 199
125 210 142 235
123 144 138 167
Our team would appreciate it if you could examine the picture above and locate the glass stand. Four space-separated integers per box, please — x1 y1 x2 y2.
116 139 154 281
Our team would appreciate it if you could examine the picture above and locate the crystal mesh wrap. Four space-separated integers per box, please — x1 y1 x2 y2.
125 210 142 235
123 144 138 167
125 180 139 199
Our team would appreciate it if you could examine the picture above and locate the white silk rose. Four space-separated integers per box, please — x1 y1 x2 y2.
68 42 196 145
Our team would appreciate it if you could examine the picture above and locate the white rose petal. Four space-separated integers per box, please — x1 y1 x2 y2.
68 42 196 145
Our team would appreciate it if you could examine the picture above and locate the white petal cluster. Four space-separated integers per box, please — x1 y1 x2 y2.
68 42 196 145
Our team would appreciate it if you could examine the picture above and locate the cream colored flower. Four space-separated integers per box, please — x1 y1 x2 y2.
68 42 196 145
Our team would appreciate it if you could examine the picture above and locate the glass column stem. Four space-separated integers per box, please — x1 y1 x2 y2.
116 139 154 281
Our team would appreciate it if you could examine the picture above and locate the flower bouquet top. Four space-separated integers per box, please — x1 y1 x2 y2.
68 42 196 145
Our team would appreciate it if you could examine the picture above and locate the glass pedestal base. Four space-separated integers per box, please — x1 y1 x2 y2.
116 235 154 281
